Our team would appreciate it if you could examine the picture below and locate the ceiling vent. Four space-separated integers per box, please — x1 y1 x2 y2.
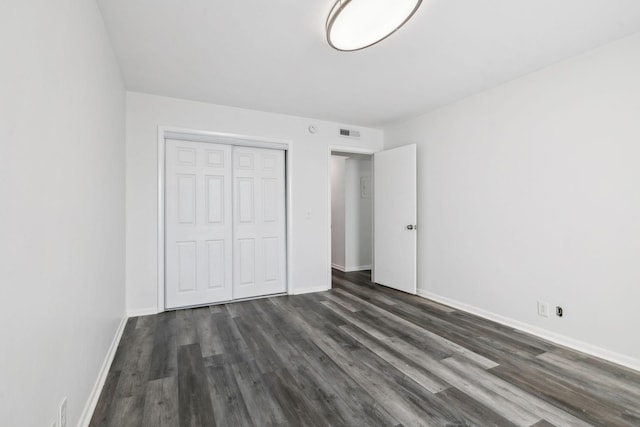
339 128 361 138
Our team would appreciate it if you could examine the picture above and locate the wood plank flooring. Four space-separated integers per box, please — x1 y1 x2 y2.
90 270 640 426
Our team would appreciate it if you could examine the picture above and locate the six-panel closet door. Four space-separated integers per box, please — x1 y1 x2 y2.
233 146 286 300
165 139 286 309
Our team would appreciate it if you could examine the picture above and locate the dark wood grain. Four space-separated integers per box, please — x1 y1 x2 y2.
435 387 519 427
177 344 216 427
205 363 253 427
89 370 120 427
141 377 178 427
91 269 640 426
148 312 177 381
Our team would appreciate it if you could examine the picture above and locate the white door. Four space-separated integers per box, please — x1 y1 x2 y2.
165 140 233 308
373 144 417 294
233 146 287 299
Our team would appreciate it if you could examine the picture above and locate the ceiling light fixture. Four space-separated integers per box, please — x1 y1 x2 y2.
326 0 423 51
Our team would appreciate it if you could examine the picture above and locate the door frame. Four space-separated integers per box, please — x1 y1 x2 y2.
327 145 378 290
157 126 292 313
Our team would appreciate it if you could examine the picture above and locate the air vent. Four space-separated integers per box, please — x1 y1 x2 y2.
339 128 361 138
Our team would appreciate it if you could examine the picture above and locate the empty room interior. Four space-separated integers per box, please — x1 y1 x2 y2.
3 1 640 426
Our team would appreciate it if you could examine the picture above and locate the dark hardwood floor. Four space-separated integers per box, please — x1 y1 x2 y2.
90 270 640 426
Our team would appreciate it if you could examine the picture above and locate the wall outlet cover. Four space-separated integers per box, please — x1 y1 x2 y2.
537 301 549 317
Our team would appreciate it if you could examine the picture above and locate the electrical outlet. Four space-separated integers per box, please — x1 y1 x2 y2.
537 301 549 317
58 398 67 427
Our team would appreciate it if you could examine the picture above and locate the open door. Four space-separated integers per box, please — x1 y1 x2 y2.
373 144 417 294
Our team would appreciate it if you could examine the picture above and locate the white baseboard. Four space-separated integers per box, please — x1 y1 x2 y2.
416 289 640 373
344 265 372 272
331 264 371 273
78 314 128 427
290 285 330 295
331 263 346 272
127 307 159 317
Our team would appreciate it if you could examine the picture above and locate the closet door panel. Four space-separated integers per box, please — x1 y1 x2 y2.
165 140 233 308
233 146 286 299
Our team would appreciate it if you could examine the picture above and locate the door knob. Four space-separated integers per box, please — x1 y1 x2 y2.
406 224 416 230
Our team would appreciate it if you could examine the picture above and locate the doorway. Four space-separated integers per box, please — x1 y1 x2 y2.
328 144 417 294
330 151 374 277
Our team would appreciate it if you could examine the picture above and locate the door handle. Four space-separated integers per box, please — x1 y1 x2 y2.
406 224 417 230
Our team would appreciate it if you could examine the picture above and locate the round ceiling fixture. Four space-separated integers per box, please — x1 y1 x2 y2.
326 0 423 51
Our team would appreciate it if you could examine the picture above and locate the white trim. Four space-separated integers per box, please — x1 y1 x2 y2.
157 128 166 313
327 145 378 290
344 264 372 272
285 149 294 296
127 307 160 317
163 126 290 150
331 263 346 272
290 285 331 296
416 289 640 373
330 145 378 155
157 126 292 312
78 315 128 427
332 263 372 272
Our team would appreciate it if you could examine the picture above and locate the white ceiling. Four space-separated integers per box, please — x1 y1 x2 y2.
97 0 640 127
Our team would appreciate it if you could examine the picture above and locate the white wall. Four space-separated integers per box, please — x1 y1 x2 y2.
384 33 640 369
0 1 126 426
331 156 347 269
126 92 384 313
344 158 373 271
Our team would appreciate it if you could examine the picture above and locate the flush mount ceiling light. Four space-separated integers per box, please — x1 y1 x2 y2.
326 0 423 51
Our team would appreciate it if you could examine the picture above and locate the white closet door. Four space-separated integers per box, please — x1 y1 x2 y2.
165 140 233 308
233 146 287 299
